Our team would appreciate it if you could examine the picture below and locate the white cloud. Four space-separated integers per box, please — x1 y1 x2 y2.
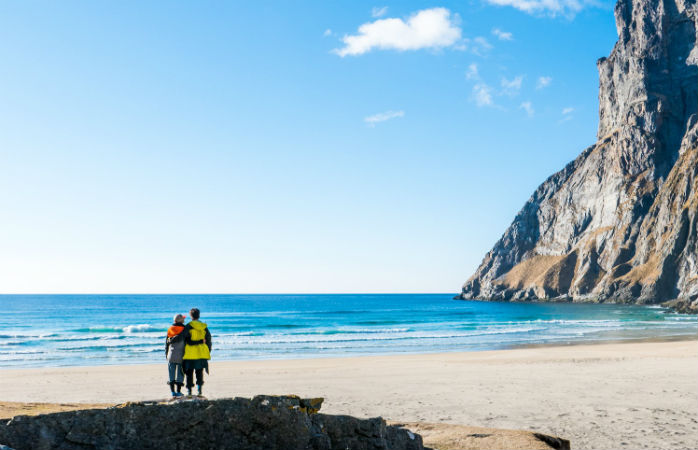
558 107 574 123
334 8 462 57
323 29 333 37
492 28 513 40
453 39 468 51
536 76 552 89
473 83 493 107
371 6 389 18
466 63 479 80
364 110 405 126
484 0 590 17
471 36 493 55
520 101 534 117
501 75 523 95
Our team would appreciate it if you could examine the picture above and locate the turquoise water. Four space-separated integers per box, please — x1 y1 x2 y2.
0 294 696 368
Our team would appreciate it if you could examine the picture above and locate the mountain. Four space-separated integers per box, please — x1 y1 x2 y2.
459 0 698 308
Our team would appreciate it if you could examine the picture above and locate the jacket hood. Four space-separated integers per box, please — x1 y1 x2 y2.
167 324 185 338
189 320 207 330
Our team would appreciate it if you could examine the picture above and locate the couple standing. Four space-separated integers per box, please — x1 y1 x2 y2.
165 308 212 397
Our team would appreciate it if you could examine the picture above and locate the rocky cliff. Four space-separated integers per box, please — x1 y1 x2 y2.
0 396 424 450
460 0 698 306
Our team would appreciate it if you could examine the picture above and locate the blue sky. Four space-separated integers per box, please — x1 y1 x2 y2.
0 0 617 293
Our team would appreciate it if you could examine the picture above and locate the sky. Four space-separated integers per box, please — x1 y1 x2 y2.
0 0 618 294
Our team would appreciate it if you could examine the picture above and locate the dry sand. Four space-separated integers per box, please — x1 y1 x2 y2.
1 340 696 450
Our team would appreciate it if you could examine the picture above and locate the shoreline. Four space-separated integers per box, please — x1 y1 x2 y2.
3 332 695 371
2 339 696 449
6 295 695 370
515 332 697 350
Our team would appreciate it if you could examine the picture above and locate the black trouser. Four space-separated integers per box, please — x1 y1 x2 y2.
185 367 204 388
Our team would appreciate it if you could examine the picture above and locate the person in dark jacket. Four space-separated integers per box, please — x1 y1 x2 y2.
182 308 212 396
165 314 186 397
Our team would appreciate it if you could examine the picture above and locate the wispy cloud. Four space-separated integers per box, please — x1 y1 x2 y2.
473 83 494 107
536 76 552 89
334 8 462 57
453 36 493 54
520 101 534 117
364 110 405 126
466 66 524 108
484 0 592 18
471 36 493 55
371 6 388 18
323 29 333 37
501 75 523 95
492 28 513 40
558 106 574 123
466 63 479 80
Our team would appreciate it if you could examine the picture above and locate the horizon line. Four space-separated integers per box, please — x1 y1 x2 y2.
0 292 458 296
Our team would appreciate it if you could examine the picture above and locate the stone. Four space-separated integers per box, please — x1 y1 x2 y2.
0 396 424 450
662 296 698 313
459 0 698 308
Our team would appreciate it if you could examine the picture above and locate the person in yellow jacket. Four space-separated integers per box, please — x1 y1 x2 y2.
182 308 212 396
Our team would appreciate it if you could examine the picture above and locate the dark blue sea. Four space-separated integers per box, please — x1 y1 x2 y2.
0 294 696 368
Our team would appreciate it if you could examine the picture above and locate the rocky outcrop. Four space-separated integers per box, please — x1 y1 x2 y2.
0 396 424 450
460 0 698 306
663 296 698 313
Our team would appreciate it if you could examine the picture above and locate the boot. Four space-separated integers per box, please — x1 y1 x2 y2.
197 385 203 397
168 381 176 397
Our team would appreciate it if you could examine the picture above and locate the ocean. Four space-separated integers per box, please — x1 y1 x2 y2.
1 294 696 368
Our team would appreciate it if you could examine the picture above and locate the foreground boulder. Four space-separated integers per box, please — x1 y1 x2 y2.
0 395 424 450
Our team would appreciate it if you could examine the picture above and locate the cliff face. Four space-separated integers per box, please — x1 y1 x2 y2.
460 0 698 305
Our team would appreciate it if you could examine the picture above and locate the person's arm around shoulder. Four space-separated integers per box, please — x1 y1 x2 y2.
205 327 212 352
182 323 190 344
184 323 203 345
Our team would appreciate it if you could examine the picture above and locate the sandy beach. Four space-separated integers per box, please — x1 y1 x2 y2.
2 340 697 450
